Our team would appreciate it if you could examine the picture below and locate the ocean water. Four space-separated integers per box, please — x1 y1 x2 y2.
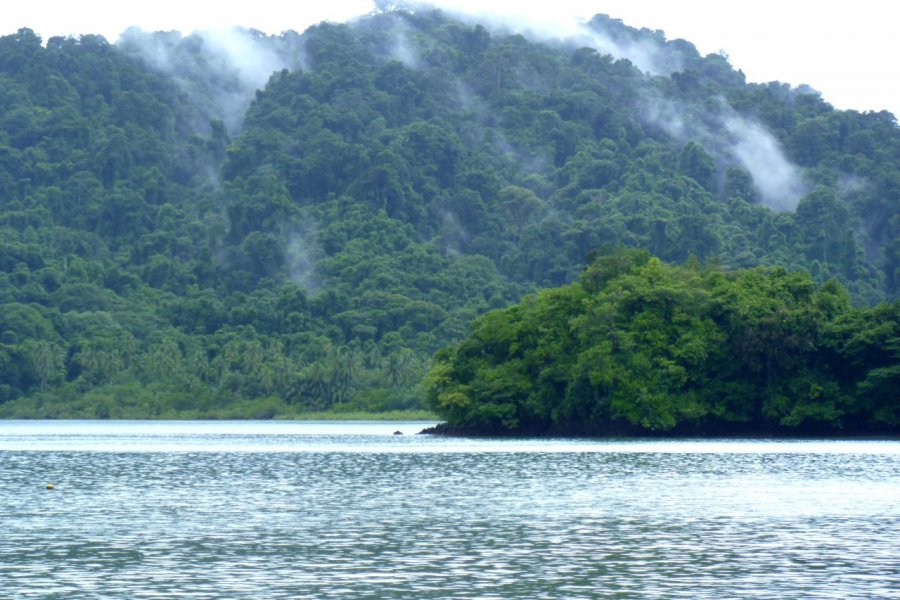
1 420 898 598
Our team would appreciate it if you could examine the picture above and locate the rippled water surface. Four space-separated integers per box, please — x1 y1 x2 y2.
1 421 898 598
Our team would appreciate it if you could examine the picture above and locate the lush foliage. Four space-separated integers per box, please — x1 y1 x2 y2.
0 8 898 418
426 248 899 434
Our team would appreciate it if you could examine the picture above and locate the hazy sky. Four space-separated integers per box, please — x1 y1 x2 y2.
4 0 898 118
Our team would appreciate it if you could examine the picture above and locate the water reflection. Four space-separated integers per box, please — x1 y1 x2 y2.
0 421 897 598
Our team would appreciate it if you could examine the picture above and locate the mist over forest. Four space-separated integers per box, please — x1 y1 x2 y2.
0 5 897 429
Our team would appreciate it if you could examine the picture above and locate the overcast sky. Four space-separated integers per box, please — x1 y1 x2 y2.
4 0 898 119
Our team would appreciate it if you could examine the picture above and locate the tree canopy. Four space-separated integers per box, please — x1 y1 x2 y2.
426 248 899 435
0 9 898 419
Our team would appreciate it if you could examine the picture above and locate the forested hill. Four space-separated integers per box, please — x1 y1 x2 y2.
0 7 898 418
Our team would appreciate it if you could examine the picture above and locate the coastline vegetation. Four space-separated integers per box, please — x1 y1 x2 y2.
425 248 899 436
0 383 435 420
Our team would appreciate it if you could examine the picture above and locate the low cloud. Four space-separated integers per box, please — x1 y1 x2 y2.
200 28 289 93
404 2 686 76
285 224 323 293
119 27 305 132
642 94 807 211
576 15 685 76
387 19 421 68
722 114 807 211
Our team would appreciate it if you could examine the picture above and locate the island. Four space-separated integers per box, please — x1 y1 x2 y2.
424 249 899 436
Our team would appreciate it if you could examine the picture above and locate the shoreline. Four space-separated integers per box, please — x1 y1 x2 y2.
417 421 900 440
0 409 439 422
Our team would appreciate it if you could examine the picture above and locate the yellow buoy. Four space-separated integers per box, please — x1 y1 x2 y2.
46 484 54 490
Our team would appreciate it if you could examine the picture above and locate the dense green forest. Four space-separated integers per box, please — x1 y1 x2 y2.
425 248 899 435
0 7 898 420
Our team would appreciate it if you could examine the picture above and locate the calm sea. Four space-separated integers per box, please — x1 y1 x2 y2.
1 421 898 599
